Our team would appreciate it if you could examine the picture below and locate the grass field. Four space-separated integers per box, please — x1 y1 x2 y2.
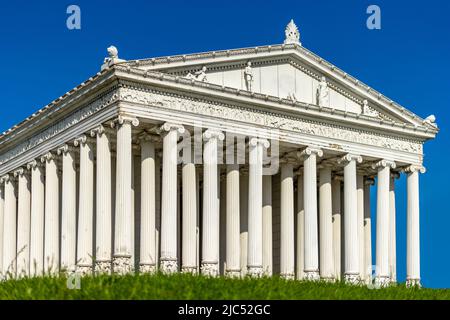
0 273 449 300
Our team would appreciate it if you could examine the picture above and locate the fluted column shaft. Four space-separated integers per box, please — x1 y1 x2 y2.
58 145 77 274
15 169 31 277
42 153 60 274
247 138 269 277
75 136 94 274
341 154 362 284
92 127 112 273
319 166 334 279
373 160 395 286
364 178 373 283
226 164 240 277
201 129 224 277
332 178 342 280
0 181 4 276
356 174 365 280
113 116 139 274
2 175 16 277
302 148 322 280
280 163 295 279
389 174 398 283
140 135 158 273
160 123 184 274
296 172 304 280
29 161 45 276
262 175 272 276
182 152 197 274
406 165 424 287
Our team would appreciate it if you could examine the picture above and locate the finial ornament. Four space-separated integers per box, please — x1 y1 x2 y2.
423 114 436 126
284 19 301 45
101 45 126 71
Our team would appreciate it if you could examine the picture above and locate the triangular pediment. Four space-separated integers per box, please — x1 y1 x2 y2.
125 45 434 128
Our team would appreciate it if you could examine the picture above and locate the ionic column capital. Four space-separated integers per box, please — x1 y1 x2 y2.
0 173 11 184
300 146 323 158
371 159 396 170
27 159 43 170
110 115 140 128
203 129 224 142
90 124 114 138
40 151 56 163
13 167 28 178
73 134 94 147
158 122 185 135
403 165 426 174
57 144 76 156
338 153 362 165
249 137 270 149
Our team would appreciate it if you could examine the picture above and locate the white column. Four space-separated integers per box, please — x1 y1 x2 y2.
112 116 139 274
262 174 272 276
201 129 224 277
301 147 323 281
405 165 424 287
28 160 45 276
280 162 295 279
247 138 270 277
0 178 4 277
372 159 396 286
239 173 248 277
296 171 304 280
332 177 342 280
74 135 94 275
139 134 159 273
1 174 16 278
15 168 31 277
389 172 399 283
356 174 365 281
226 164 241 277
159 122 184 274
364 177 374 283
339 154 362 284
91 126 113 273
319 165 334 280
41 152 60 275
57 144 77 274
182 149 197 274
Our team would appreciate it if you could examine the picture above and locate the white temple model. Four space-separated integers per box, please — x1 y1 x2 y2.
0 20 438 287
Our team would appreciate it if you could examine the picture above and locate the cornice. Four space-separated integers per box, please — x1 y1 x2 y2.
113 66 436 141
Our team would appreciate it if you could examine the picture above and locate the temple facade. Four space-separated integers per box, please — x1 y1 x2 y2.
0 20 438 286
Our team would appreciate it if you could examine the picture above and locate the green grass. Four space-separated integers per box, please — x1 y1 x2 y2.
0 273 449 300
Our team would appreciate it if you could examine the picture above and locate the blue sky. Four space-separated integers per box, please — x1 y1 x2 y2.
0 1 449 288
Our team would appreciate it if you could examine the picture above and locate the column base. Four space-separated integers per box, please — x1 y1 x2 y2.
201 262 219 277
113 255 133 275
139 263 157 274
304 270 320 281
160 258 178 274
406 278 421 288
226 269 241 278
247 266 264 278
181 266 198 275
344 273 361 285
280 273 295 280
374 275 391 287
76 264 93 276
95 260 112 274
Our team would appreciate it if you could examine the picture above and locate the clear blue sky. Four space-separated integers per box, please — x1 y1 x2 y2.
0 1 449 288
